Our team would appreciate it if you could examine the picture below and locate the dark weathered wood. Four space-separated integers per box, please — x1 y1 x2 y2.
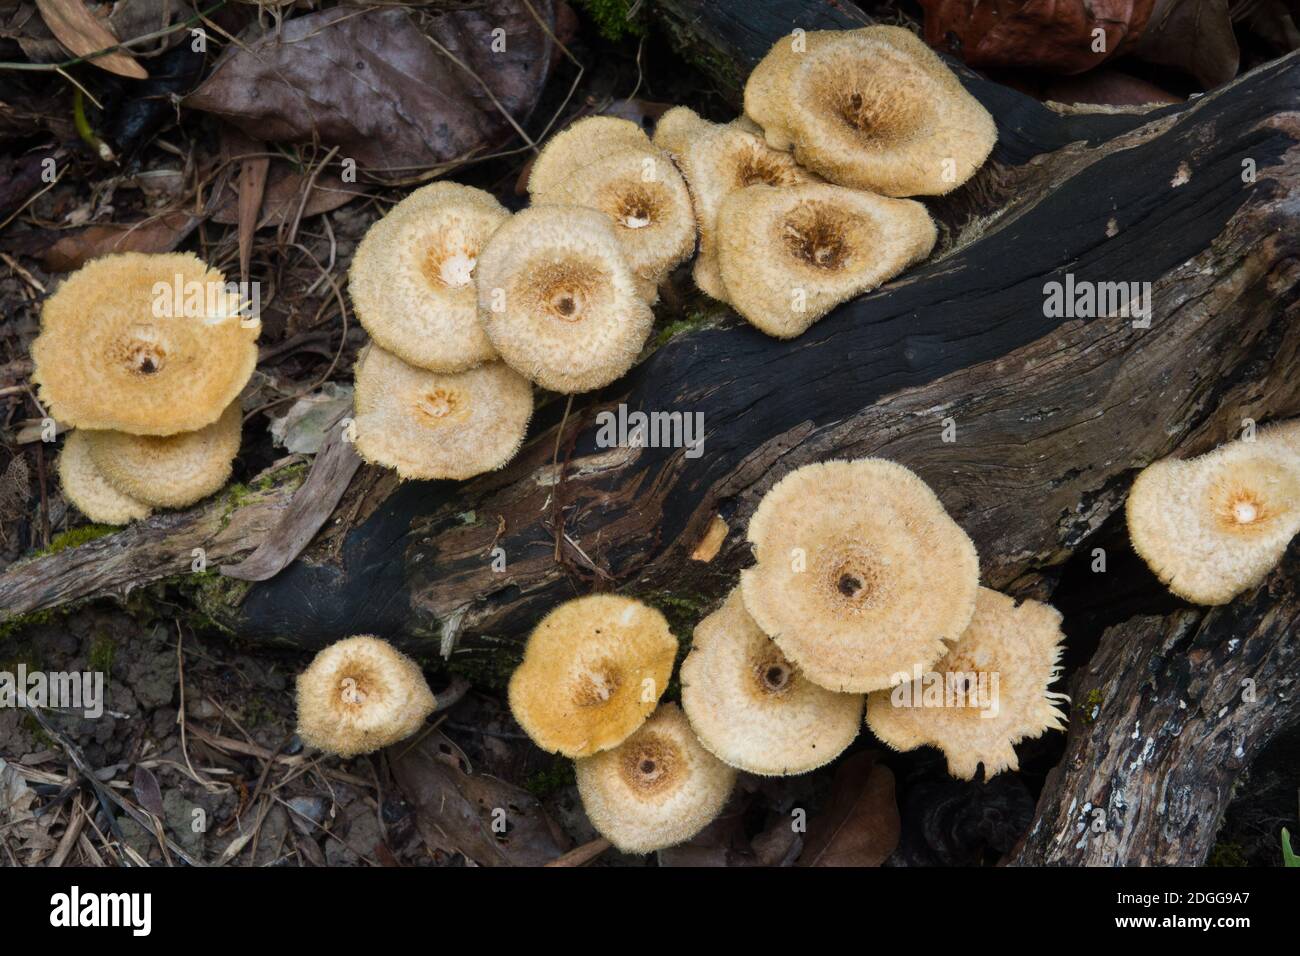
1009 546 1300 866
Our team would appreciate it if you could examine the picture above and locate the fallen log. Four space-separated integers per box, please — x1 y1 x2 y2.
1009 545 1300 866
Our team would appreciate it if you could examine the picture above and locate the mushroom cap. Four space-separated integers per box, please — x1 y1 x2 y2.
715 182 936 338
31 252 260 435
651 105 715 156
575 703 736 854
508 595 677 758
866 587 1068 781
743 26 997 196
655 109 820 302
476 205 655 393
349 182 509 373
531 147 696 299
295 635 436 758
526 115 652 196
1126 438 1300 605
681 588 863 775
740 459 980 693
57 429 152 525
352 345 533 481
83 400 241 509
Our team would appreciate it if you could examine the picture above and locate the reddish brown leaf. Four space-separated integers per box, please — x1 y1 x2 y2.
186 2 556 182
42 211 196 272
796 751 900 867
35 0 148 79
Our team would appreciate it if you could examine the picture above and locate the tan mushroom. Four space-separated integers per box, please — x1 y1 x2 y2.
653 108 819 302
526 115 652 196
681 588 862 775
296 635 436 758
740 458 980 693
744 26 997 196
507 595 677 758
349 182 509 372
352 344 533 481
476 205 655 393
1127 437 1300 605
83 400 241 509
31 252 259 435
575 703 736 854
531 147 696 302
57 429 152 525
715 182 936 337
866 588 1068 780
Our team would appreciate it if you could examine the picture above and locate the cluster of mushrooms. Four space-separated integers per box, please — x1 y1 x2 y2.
29 252 260 524
505 458 1070 853
344 24 996 480
1127 423 1300 605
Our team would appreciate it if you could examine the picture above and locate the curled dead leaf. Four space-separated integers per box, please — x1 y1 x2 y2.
796 751 901 867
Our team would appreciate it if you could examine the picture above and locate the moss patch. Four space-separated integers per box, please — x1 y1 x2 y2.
88 632 116 674
35 524 117 556
524 757 576 799
574 0 645 42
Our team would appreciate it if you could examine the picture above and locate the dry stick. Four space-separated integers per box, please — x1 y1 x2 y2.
32 435 49 551
175 623 219 793
551 393 575 561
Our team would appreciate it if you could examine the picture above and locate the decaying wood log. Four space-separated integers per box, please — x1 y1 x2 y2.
1009 546 1300 866
2 0 1298 868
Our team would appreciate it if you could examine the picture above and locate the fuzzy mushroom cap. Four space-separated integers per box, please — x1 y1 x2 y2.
508 595 677 758
476 205 655 393
681 588 863 775
866 588 1068 781
715 182 935 338
295 635 436 758
531 147 696 301
31 252 259 435
349 182 508 373
526 115 652 196
1126 439 1300 605
740 459 980 693
352 345 533 481
57 429 152 525
83 400 241 509
575 703 736 854
744 26 997 196
654 109 820 302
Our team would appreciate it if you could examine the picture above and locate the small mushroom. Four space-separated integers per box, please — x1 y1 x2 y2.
31 252 260 435
744 26 997 196
653 107 819 302
507 595 677 758
715 182 936 338
681 588 862 775
349 182 509 373
526 115 652 196
740 459 980 693
865 588 1068 781
351 344 533 481
531 147 696 303
575 702 736 854
1126 438 1300 605
476 205 655 393
295 635 436 758
82 401 241 509
57 429 152 525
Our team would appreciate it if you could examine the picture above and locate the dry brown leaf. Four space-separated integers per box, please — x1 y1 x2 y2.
210 163 366 228
186 2 555 182
42 211 197 272
35 0 148 79
796 751 900 867
389 731 566 867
